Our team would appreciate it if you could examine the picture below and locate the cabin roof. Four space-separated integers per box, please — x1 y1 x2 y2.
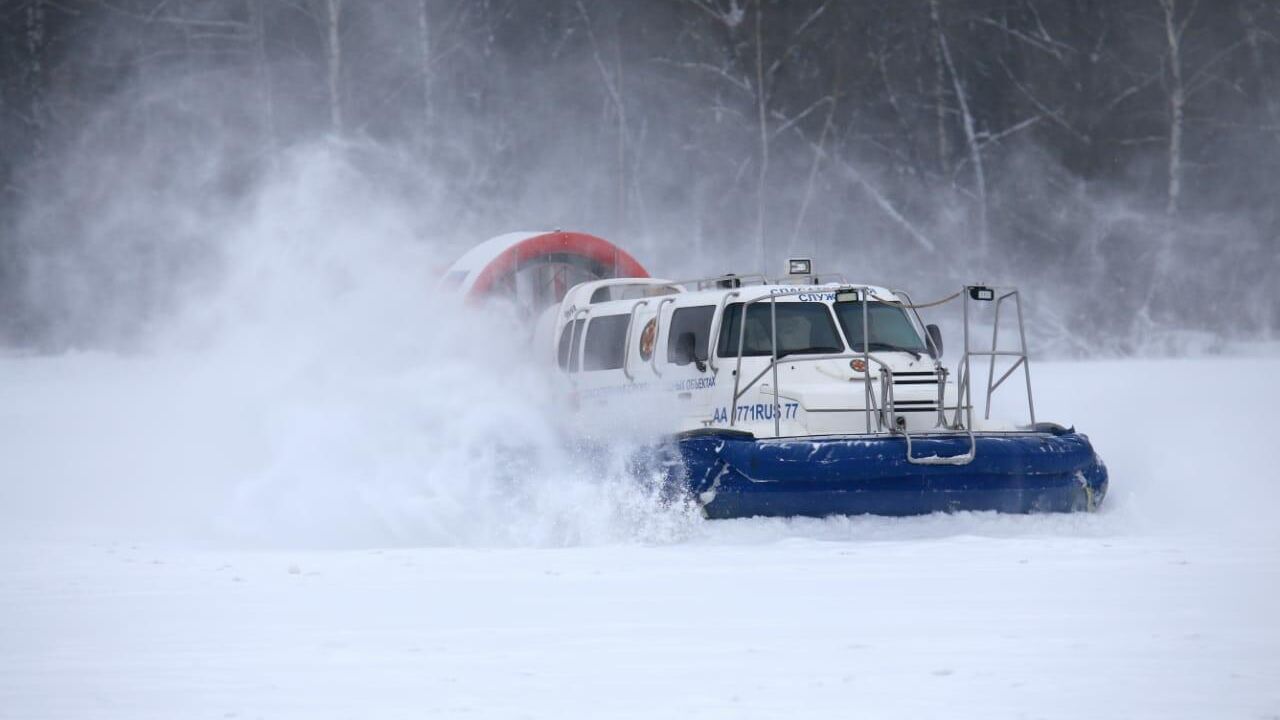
566 280 900 317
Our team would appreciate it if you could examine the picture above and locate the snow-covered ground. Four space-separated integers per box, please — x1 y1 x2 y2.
2 352 1277 719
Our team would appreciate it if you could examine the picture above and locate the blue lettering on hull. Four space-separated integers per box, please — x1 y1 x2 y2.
710 402 799 425
671 376 717 392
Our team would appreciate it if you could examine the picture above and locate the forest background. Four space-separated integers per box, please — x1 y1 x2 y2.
2 0 1278 355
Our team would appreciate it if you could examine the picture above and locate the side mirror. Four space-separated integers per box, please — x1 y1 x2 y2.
926 324 944 358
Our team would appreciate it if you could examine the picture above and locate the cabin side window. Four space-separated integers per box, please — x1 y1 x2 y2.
582 314 631 371
666 306 715 363
716 302 844 357
557 319 585 372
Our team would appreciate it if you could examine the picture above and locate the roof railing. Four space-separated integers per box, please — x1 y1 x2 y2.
670 272 856 291
587 281 683 304
768 272 848 285
672 273 770 291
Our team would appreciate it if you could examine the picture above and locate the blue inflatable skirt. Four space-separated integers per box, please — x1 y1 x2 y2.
670 426 1108 519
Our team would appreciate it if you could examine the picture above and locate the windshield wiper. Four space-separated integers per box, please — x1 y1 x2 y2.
858 342 922 360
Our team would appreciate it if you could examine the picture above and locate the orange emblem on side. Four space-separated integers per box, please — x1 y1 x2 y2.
639 318 658 361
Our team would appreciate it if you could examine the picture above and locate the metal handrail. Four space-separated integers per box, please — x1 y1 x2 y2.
564 307 590 375
858 287 872 432
951 285 1035 429
649 296 677 377
952 351 971 430
980 290 1036 423
902 422 977 465
621 300 649 381
705 290 740 372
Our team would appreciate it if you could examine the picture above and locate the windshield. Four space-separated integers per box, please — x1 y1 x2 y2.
833 301 928 353
717 302 845 357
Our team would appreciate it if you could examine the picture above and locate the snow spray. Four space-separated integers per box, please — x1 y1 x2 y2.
0 144 698 548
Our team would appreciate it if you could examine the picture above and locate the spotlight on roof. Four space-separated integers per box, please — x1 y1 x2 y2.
787 258 812 276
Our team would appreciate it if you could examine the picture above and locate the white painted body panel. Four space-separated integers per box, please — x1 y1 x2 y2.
541 279 988 439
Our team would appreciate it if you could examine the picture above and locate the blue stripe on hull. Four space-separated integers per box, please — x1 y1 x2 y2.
674 430 1108 518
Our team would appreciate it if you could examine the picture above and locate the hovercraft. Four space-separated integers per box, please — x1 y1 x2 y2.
449 234 1107 518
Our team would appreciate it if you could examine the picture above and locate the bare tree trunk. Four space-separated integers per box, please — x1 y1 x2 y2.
1242 3 1280 148
931 0 987 256
615 32 628 224
805 139 937 254
25 0 46 147
934 21 949 176
1159 0 1184 217
417 0 433 148
754 0 769 272
576 1 631 226
787 102 834 258
1243 3 1280 339
1138 0 1190 333
874 41 925 185
325 0 344 133
249 0 278 157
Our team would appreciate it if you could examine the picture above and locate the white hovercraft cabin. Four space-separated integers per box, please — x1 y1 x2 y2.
533 260 1033 450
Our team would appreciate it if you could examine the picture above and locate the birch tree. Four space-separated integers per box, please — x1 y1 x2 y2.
248 0 277 156
931 0 988 256
324 0 343 133
577 1 635 225
24 0 46 147
1158 0 1188 218
417 0 433 145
